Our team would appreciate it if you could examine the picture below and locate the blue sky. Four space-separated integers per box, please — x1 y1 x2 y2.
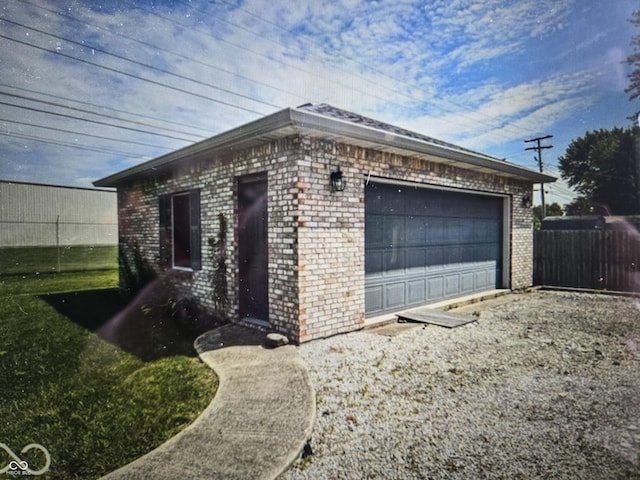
0 0 637 207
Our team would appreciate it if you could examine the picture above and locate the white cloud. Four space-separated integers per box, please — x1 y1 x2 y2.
0 0 632 186
426 0 575 68
397 70 598 151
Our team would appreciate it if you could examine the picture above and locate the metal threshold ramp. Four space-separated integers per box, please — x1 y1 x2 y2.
397 308 476 328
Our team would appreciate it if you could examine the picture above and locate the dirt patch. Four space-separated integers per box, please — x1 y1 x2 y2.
42 276 226 361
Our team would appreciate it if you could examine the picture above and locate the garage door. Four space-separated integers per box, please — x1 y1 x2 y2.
365 182 503 316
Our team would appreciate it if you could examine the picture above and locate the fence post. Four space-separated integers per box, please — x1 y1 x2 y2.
56 215 61 273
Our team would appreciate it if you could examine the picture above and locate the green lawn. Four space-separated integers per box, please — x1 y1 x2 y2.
0 269 119 296
0 245 118 275
0 272 218 479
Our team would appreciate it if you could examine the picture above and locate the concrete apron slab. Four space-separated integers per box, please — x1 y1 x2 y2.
364 289 510 330
100 327 315 480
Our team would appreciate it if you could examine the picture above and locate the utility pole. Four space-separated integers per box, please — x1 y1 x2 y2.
635 115 640 213
525 135 553 217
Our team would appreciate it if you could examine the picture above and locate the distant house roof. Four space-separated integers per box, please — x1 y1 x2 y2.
95 103 556 187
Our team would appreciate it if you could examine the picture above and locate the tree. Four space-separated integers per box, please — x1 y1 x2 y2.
534 202 563 220
564 196 595 216
626 10 640 120
533 202 562 230
557 127 639 215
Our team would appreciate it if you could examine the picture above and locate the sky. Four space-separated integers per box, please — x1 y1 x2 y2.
0 0 638 207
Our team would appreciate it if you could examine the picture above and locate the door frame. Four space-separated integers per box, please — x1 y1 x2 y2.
236 172 269 326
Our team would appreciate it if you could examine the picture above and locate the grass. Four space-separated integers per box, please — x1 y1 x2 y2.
0 245 117 275
0 269 118 296
0 271 218 479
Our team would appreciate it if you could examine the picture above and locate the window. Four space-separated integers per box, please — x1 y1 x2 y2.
159 189 201 270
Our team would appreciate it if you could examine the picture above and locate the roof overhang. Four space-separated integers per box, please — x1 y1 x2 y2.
94 107 556 187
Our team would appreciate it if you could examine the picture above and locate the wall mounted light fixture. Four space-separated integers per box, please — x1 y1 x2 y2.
330 167 346 192
522 194 532 209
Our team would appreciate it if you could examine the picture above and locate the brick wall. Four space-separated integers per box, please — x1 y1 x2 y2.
296 138 365 342
510 186 535 290
294 137 533 341
117 138 306 340
116 133 534 343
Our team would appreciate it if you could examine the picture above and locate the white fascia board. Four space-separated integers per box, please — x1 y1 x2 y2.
288 109 556 184
95 107 556 187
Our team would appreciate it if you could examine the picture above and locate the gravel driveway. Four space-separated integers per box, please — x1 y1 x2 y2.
281 290 640 479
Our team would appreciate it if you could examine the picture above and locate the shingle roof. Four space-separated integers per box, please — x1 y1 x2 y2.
95 103 556 187
297 103 495 160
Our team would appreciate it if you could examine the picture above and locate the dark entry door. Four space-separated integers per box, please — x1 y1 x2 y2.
238 175 269 323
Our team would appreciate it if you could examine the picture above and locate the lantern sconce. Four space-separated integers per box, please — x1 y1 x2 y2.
522 194 532 209
330 166 346 192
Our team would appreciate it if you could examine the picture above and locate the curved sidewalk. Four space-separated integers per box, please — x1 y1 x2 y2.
101 325 316 480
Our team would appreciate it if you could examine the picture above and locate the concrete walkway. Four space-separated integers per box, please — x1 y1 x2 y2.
101 325 316 480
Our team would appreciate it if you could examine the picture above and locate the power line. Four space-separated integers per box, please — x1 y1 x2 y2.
5 1 562 152
544 182 576 198
534 184 574 198
0 32 270 117
55 0 526 145
0 117 175 150
0 18 282 113
546 184 577 199
0 94 197 142
16 0 310 106
117 0 548 143
0 82 214 136
1 131 147 159
0 90 203 140
545 189 575 202
1 0 609 172
543 167 578 195
3 10 448 143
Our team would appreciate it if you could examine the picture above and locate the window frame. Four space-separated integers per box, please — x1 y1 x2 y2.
159 189 201 271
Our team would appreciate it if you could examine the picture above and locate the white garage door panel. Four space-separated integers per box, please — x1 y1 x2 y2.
366 285 383 312
365 182 503 316
408 278 426 303
385 282 406 309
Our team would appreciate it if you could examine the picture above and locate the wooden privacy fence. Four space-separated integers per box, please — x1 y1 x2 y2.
534 230 640 292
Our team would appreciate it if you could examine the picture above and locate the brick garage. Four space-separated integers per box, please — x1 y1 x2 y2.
95 104 555 343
